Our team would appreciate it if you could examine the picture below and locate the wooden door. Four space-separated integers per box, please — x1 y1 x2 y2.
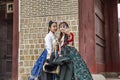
95 0 106 73
0 20 13 80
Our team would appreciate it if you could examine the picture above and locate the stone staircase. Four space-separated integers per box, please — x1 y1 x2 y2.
92 72 120 80
92 74 106 80
103 72 120 80
106 78 120 80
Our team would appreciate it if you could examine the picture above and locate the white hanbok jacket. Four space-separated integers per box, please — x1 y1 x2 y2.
44 31 57 59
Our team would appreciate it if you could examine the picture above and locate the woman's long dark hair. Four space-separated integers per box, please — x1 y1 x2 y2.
58 21 69 42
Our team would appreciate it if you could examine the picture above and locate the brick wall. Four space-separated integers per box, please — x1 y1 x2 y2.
19 0 78 80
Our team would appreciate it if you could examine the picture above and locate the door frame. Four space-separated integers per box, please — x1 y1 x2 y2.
11 0 119 79
78 0 119 73
12 0 19 80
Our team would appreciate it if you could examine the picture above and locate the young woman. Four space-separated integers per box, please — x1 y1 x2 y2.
57 21 93 80
28 20 58 80
45 20 58 59
58 21 74 48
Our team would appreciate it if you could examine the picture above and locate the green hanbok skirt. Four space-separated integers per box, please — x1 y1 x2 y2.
59 46 93 80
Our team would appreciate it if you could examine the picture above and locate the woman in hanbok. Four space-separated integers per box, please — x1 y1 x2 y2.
28 20 58 80
56 21 93 80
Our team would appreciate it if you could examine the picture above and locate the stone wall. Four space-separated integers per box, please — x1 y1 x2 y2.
19 0 78 80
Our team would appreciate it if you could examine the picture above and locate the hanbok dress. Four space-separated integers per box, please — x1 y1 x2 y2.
28 31 58 80
56 32 93 80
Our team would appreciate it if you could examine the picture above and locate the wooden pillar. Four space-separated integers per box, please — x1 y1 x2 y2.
78 0 96 73
105 0 120 72
12 0 19 80
107 0 120 72
104 0 112 72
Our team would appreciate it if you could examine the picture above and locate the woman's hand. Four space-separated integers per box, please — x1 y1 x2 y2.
61 28 70 35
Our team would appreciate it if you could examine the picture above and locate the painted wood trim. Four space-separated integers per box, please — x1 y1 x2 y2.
12 0 19 80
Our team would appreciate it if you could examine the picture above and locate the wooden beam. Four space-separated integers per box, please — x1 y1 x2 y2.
78 0 96 73
0 2 6 5
12 0 19 80
106 0 120 72
0 1 13 5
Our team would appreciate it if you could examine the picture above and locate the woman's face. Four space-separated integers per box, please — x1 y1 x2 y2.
50 23 57 33
59 23 67 33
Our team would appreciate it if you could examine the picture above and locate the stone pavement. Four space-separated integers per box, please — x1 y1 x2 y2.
106 76 120 80
92 73 120 80
92 74 106 80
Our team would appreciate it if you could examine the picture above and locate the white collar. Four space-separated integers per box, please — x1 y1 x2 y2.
49 31 55 35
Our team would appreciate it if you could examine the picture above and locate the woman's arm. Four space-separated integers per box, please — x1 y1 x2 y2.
67 32 74 42
62 28 74 42
45 35 52 59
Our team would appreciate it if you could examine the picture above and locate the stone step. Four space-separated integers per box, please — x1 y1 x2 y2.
92 73 120 80
101 72 120 78
92 74 106 80
106 78 120 80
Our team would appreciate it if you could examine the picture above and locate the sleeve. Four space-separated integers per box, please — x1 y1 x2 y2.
67 32 74 42
45 35 52 59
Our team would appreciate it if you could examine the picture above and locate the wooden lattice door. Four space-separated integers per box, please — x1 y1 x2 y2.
0 20 13 80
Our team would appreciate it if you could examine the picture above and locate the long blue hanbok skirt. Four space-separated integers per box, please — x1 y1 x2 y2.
28 49 47 80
